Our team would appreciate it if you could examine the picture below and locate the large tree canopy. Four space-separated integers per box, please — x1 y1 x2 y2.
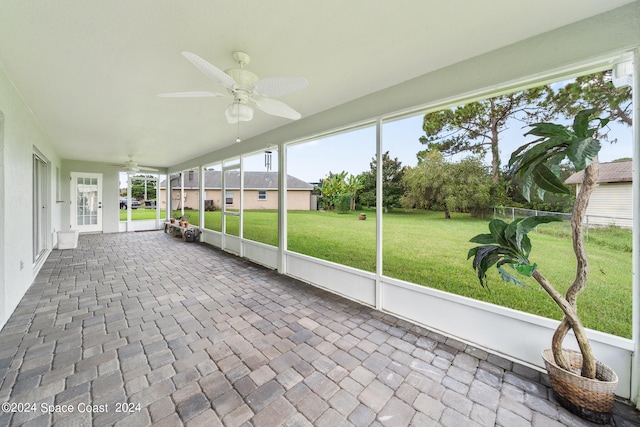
401 151 492 219
420 86 551 182
357 151 405 212
542 70 632 128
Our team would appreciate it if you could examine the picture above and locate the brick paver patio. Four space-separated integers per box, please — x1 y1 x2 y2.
0 231 638 426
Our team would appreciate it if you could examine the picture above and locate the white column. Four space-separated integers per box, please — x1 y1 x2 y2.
629 49 640 407
199 166 205 240
166 173 172 218
278 146 287 274
239 157 244 258
375 118 383 310
155 174 160 228
180 172 185 216
126 174 132 231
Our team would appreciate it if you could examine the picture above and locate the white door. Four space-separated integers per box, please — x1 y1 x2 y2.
71 172 103 233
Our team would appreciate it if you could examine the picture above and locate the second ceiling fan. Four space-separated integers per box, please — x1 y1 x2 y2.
160 51 308 124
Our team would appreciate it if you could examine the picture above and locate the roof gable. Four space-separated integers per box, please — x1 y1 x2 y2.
564 160 632 185
166 170 314 190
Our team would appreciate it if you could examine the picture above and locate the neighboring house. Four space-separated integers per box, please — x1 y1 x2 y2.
564 160 632 228
159 170 315 211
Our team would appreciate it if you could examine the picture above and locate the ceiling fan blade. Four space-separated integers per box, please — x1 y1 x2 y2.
253 97 302 120
182 51 237 89
158 91 223 98
254 77 308 97
138 166 159 171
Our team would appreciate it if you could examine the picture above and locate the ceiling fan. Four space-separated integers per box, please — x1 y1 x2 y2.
111 156 159 173
160 51 308 124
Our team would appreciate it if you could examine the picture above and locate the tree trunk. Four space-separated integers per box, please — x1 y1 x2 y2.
532 270 595 378
537 159 599 379
444 205 451 219
490 101 501 183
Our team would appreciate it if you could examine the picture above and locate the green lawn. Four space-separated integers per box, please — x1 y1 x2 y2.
119 208 166 221
130 208 632 338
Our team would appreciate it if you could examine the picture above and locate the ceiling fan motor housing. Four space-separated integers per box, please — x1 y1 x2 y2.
226 68 258 87
165 50 305 123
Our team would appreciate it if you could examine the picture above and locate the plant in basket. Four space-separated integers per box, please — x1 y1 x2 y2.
467 109 618 424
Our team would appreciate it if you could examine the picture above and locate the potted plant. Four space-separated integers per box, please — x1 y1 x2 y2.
467 109 618 424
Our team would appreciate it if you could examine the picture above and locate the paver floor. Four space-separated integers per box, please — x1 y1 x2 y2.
0 231 638 426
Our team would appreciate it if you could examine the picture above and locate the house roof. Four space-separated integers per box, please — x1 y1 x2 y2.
0 2 632 170
564 160 632 184
165 170 313 191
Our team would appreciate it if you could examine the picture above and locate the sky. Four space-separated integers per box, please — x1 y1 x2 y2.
281 112 633 183
125 109 633 188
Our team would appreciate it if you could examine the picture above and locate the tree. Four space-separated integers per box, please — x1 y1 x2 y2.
543 70 632 128
357 152 406 212
131 176 157 200
319 171 363 211
401 151 492 219
319 171 347 209
345 174 364 211
420 86 551 182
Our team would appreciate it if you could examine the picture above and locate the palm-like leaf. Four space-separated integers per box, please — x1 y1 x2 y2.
468 215 561 287
567 137 601 171
509 108 607 202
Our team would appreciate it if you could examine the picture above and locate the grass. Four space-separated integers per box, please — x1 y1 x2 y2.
119 208 166 221
128 208 632 338
378 210 632 339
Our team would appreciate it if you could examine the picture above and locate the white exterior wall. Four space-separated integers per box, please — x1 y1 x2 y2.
578 182 633 228
0 65 63 330
161 189 312 211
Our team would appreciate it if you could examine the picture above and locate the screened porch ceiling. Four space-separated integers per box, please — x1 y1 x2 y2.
0 1 634 170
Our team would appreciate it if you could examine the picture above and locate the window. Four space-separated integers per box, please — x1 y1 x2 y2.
203 163 222 232
381 68 633 338
225 191 234 205
241 149 279 246
286 125 376 272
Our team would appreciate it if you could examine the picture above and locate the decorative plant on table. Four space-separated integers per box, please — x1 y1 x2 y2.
467 108 618 423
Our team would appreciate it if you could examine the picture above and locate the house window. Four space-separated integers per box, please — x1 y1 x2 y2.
258 190 267 200
225 191 234 205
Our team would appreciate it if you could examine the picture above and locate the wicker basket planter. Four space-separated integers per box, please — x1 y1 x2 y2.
542 349 618 424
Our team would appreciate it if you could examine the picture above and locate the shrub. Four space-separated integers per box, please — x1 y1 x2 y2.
336 194 352 214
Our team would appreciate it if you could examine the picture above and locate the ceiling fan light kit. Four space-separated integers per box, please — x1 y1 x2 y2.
160 50 308 128
225 102 253 124
111 156 159 173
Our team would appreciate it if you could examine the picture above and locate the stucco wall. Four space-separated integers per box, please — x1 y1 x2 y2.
161 189 312 211
0 64 62 329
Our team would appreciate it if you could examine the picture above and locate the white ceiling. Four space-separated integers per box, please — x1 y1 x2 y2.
0 0 633 169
